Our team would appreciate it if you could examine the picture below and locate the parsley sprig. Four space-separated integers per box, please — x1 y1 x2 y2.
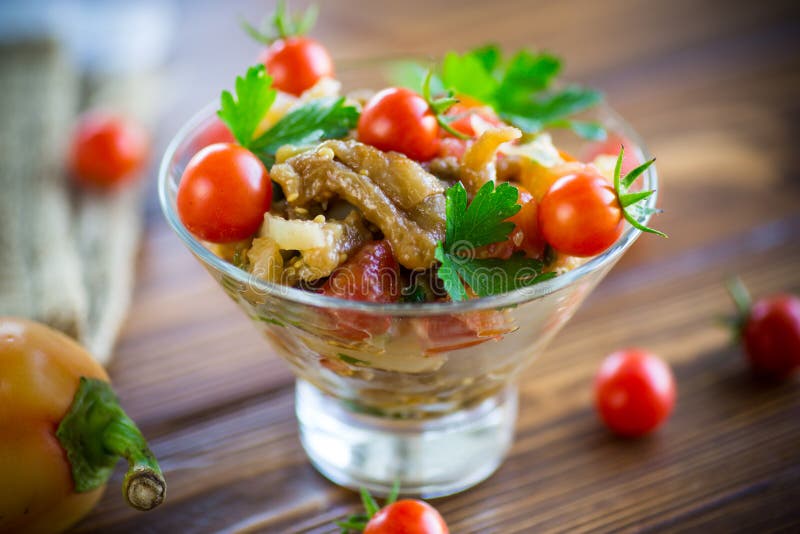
613 147 666 237
217 64 359 166
396 45 605 140
241 0 318 45
435 181 554 301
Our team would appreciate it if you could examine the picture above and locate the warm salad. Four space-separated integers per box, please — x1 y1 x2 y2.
176 2 664 308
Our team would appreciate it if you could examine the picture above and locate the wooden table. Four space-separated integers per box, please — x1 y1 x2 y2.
73 0 800 531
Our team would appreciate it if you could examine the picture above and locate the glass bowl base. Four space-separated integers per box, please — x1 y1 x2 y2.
296 379 517 498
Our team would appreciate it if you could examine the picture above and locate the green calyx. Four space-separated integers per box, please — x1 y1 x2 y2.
56 377 166 511
241 0 319 45
612 147 667 238
336 482 400 533
422 70 471 140
723 276 753 336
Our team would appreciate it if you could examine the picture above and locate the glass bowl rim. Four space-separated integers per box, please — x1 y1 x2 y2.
159 84 658 317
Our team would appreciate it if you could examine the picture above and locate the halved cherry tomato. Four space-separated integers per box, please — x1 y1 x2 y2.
364 499 449 534
538 171 622 257
420 310 510 354
583 133 641 176
259 37 334 96
595 349 676 437
322 240 400 339
177 143 271 243
358 88 439 161
69 111 149 188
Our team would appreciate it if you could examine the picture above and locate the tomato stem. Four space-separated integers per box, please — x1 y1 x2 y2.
726 276 752 319
56 378 166 511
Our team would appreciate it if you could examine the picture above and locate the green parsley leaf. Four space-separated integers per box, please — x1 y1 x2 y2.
397 45 604 139
454 253 556 297
495 50 561 113
441 51 498 103
217 65 277 147
435 243 468 302
435 181 553 301
447 181 520 249
249 97 359 166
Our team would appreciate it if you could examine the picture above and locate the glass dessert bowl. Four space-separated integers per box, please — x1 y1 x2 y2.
159 61 658 498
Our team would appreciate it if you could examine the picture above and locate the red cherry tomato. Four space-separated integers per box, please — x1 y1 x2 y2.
741 294 800 379
259 37 333 96
358 88 439 161
595 349 676 437
420 310 511 354
583 133 641 176
364 499 449 534
193 118 235 150
69 111 149 188
322 240 400 339
538 171 622 257
177 143 271 243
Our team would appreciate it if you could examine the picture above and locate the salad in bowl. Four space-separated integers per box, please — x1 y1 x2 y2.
160 1 664 497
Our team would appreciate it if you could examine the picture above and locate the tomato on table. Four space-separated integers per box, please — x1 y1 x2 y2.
322 240 400 340
364 499 449 534
260 36 334 96
177 143 272 243
358 87 440 161
595 349 676 437
69 111 149 188
538 170 623 257
727 278 800 379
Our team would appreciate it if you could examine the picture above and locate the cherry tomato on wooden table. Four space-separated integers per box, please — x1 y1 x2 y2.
358 88 440 162
538 170 623 257
177 143 272 243
364 499 449 534
69 111 149 188
260 36 333 96
595 349 676 437
322 240 400 340
727 278 800 379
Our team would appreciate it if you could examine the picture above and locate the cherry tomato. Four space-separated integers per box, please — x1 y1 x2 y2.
69 111 149 188
364 499 449 534
358 88 439 161
741 294 800 378
595 349 676 437
583 133 641 176
193 118 235 150
177 143 271 243
538 171 622 257
259 37 333 96
322 240 400 339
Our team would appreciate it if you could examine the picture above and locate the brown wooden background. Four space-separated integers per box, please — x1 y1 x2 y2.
73 0 800 532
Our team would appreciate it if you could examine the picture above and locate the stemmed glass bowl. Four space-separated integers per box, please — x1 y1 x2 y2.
159 60 658 498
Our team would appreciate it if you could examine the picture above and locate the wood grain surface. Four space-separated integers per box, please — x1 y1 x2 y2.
74 0 799 532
